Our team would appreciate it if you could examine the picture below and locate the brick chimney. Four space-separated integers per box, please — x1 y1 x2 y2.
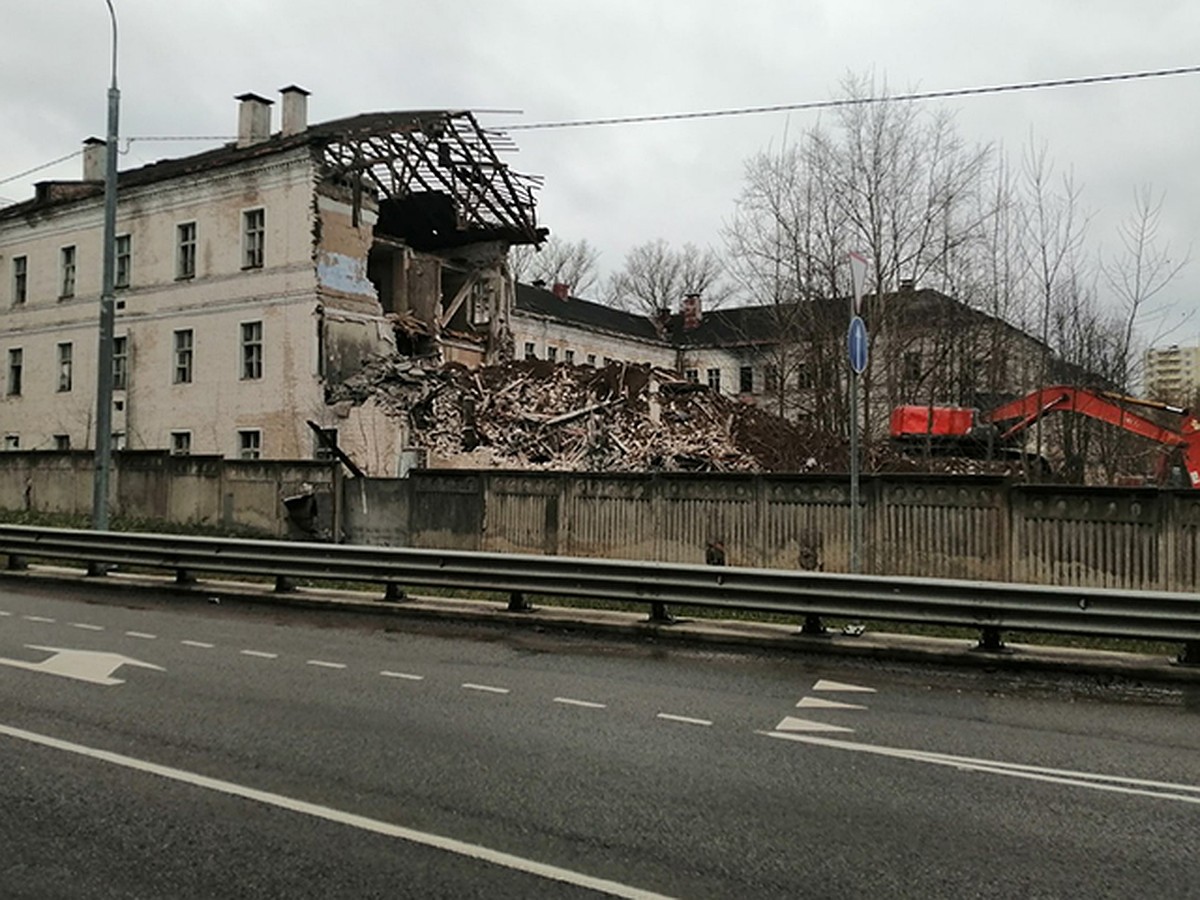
279 85 310 136
236 92 274 147
82 137 106 181
552 282 570 300
682 293 702 331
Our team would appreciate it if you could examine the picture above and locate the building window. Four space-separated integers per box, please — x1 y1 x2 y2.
7 348 22 396
797 362 813 390
170 431 191 456
546 346 558 362
684 368 699 383
112 335 128 390
564 349 575 364
177 222 197 279
586 354 596 367
60 245 76 299
523 342 536 360
112 432 126 450
764 365 779 393
173 329 193 384
313 427 337 461
57 342 73 392
3 435 18 451
12 256 27 305
707 367 722 391
241 321 263 380
115 234 131 288
54 434 70 451
904 352 922 385
739 366 754 393
243 208 265 269
238 429 261 460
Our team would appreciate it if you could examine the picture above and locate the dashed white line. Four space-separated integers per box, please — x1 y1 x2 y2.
241 650 278 659
125 631 156 640
181 640 214 649
380 671 424 681
554 697 607 709
23 616 55 623
70 623 104 632
656 713 713 727
307 660 346 669
0 610 12 616
462 683 510 695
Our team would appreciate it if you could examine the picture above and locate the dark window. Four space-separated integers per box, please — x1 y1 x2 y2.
243 209 265 269
170 431 191 456
12 256 27 305
7 348 23 395
177 222 197 279
707 367 721 390
173 329 193 384
241 321 263 380
60 246 76 298
115 234 131 288
57 342 73 392
523 342 536 360
739 366 753 393
112 336 128 390
238 429 261 459
684 368 699 383
54 434 70 450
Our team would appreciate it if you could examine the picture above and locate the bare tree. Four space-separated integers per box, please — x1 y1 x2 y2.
509 236 602 297
606 239 736 315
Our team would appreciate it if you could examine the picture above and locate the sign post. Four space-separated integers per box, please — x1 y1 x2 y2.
847 252 869 574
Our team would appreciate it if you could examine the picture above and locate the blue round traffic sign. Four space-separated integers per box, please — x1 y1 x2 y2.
848 316 868 374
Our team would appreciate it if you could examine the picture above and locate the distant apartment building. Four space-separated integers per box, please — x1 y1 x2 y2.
0 88 543 474
1145 344 1200 406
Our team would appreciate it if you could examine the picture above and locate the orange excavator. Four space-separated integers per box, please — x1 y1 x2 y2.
890 386 1200 487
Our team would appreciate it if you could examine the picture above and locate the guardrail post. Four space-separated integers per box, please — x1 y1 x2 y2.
1178 641 1200 666
799 614 826 636
86 561 108 577
6 554 28 571
647 601 675 624
175 569 195 585
383 583 406 602
508 591 533 612
976 626 1005 652
274 575 296 593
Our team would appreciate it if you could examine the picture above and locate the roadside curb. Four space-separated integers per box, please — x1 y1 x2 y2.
4 567 1198 685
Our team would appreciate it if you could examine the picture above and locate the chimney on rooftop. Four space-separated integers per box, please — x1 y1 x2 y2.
82 137 105 181
552 282 570 300
682 293 702 332
279 85 310 136
898 278 916 293
236 92 274 147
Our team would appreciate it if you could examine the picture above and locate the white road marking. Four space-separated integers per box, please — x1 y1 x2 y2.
0 722 675 900
125 632 156 640
23 615 55 623
761 731 1200 805
70 623 105 632
774 715 854 734
462 683 510 694
656 713 713 727
796 696 867 710
812 679 876 693
0 645 163 686
554 697 607 709
307 660 347 669
0 610 12 616
181 640 214 649
380 671 424 681
240 650 278 659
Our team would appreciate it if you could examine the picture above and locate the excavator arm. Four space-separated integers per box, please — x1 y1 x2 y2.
983 386 1200 487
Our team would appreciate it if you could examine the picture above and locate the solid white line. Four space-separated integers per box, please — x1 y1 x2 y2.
240 650 278 659
0 722 674 900
23 615 55 623
462 683 510 694
0 610 12 616
181 640 214 649
760 731 1200 805
380 671 424 681
307 660 347 669
554 697 607 709
656 713 713 727
70 623 104 632
125 632 157 640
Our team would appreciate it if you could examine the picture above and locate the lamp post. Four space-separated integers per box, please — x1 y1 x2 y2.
91 0 119 535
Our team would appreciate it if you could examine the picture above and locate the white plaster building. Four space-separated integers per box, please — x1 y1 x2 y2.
1145 344 1200 406
1 89 543 473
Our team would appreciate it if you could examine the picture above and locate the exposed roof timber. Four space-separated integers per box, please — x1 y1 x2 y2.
317 110 543 245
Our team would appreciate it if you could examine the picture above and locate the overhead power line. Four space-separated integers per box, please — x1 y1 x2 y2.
0 149 84 187
503 64 1200 131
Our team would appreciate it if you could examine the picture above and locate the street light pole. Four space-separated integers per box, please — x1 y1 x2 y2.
91 0 119 534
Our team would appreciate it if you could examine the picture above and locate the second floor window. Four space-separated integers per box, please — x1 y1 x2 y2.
12 256 27 305
7 348 22 396
115 234 131 289
241 321 263 380
739 366 754 393
57 342 73 392
177 222 196 279
523 342 536 360
60 246 76 299
112 335 128 390
707 367 722 391
546 346 558 362
173 329 193 384
243 208 265 269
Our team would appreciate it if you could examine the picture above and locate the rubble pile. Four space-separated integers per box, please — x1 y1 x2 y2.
329 358 846 473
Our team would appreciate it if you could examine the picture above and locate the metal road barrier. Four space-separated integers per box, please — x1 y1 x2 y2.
1 525 1197 664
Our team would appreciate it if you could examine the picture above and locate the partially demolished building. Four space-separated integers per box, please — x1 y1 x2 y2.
0 88 544 474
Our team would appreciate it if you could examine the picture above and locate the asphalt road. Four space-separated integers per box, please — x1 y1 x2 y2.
0 581 1197 899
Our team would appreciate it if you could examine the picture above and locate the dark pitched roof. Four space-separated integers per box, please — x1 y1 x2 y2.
514 283 662 341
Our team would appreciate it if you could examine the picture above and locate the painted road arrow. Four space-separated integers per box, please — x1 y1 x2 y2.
0 645 164 686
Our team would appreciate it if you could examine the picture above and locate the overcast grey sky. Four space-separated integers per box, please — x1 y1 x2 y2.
3 1 1198 344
